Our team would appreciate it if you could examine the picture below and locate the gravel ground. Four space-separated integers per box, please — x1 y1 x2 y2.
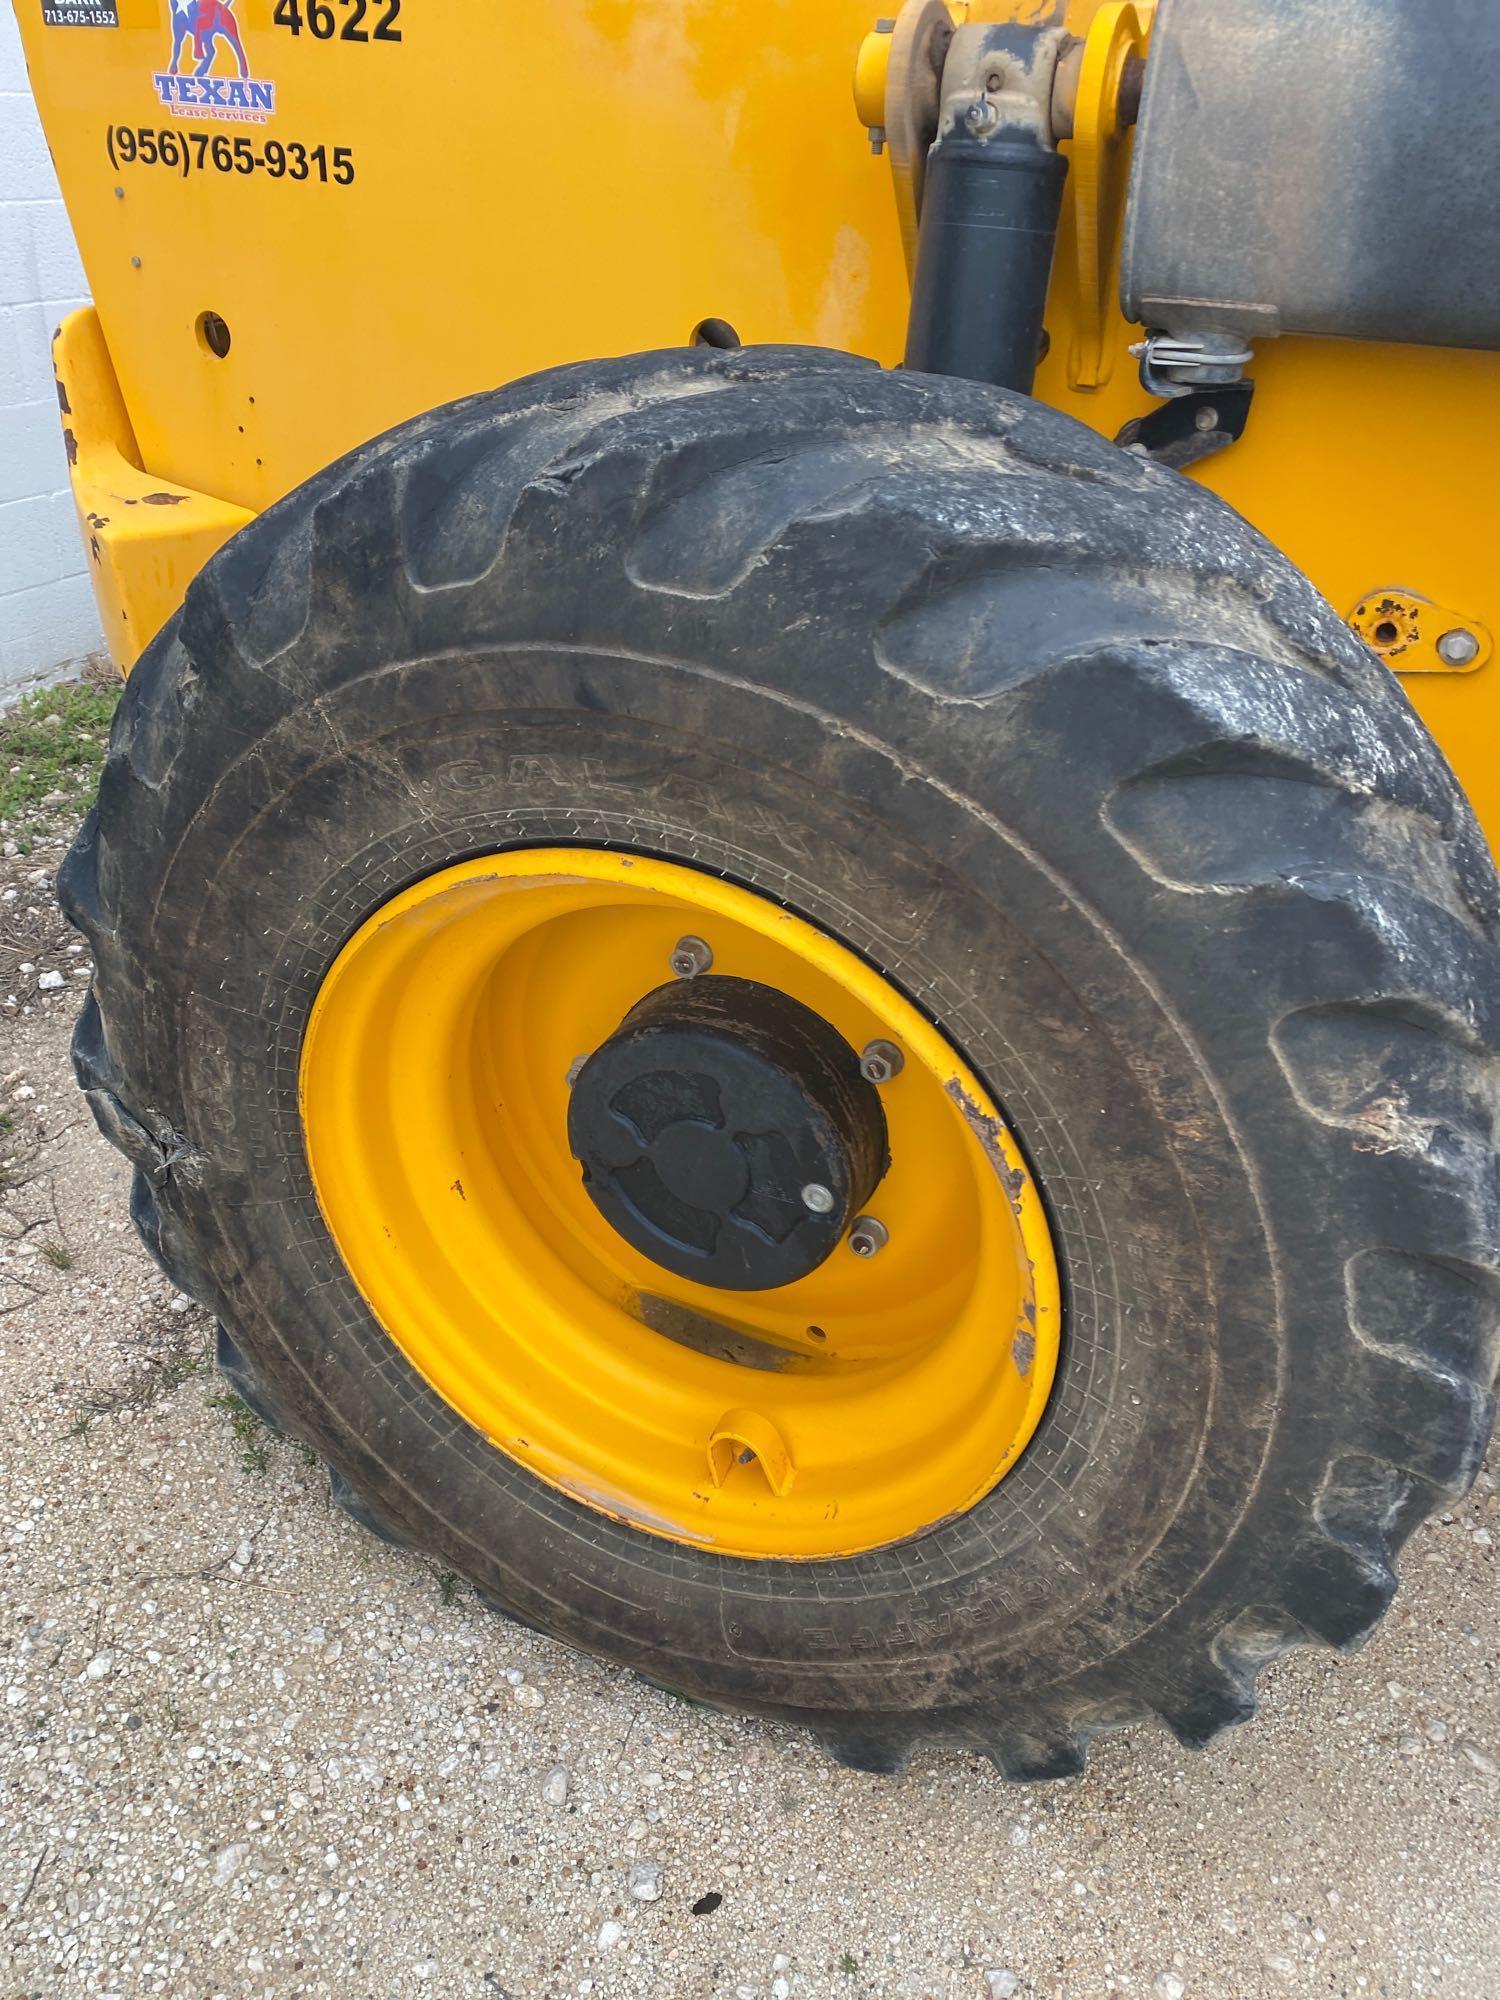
1 809 1497 2000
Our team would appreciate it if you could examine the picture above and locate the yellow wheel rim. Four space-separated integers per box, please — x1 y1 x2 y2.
299 849 1060 1559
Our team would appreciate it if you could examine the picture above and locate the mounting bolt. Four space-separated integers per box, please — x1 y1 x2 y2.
859 1039 904 1085
848 1215 889 1259
964 96 1000 135
801 1182 835 1215
1437 627 1481 668
670 935 713 979
1193 404 1220 433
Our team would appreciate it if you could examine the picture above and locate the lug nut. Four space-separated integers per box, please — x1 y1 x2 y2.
848 1215 889 1259
1437 627 1481 668
801 1182 835 1215
859 1039 904 1085
670 934 713 979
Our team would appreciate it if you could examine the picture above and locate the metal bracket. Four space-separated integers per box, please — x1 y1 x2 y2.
1115 382 1255 470
1348 589 1493 676
879 1 954 278
1062 0 1149 391
1116 326 1257 466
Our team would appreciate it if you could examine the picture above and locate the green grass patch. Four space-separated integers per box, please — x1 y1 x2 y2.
0 680 120 823
208 1390 271 1475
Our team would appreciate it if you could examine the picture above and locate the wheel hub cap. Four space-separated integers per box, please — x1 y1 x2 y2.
567 975 889 1290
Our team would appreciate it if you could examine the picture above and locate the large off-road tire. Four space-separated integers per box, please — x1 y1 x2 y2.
63 347 1500 1777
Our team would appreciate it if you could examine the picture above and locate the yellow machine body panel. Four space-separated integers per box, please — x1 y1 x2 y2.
15 0 1500 844
50 304 253 665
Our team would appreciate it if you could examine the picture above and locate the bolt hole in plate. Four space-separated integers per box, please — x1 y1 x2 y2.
300 850 1059 1558
195 309 232 358
690 317 741 349
1350 589 1491 674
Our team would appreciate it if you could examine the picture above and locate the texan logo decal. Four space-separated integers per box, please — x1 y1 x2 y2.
153 1 276 122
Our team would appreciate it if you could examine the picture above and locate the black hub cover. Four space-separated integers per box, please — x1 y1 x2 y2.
567 975 889 1291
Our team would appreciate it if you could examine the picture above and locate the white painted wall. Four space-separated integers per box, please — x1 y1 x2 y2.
0 4 103 697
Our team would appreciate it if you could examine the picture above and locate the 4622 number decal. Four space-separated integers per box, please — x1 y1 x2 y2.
272 0 401 41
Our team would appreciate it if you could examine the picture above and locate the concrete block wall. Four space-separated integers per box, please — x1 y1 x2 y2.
0 4 103 698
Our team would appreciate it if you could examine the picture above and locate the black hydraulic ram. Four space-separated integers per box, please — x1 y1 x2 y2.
904 20 1074 395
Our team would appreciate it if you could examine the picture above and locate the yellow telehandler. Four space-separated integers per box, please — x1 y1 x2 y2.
15 0 1499 1777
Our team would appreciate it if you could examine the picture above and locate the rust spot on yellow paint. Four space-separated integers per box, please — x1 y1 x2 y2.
944 1076 1026 1206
